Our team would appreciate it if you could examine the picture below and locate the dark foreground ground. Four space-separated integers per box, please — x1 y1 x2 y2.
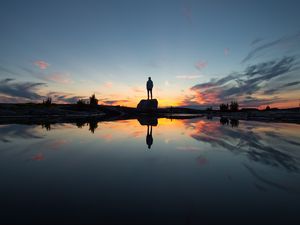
0 103 299 124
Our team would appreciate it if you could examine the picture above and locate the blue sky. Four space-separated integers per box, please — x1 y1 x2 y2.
0 0 300 108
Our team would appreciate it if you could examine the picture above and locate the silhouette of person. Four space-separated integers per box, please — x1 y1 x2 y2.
147 77 153 100
146 125 153 149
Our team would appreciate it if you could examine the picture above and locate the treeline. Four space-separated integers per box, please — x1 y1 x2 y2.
219 101 239 112
77 94 98 106
42 94 99 106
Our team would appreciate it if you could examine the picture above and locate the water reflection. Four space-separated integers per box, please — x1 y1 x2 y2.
220 117 239 127
185 118 299 172
0 117 300 224
138 116 158 149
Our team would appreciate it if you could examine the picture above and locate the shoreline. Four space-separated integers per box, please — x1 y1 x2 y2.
0 103 299 124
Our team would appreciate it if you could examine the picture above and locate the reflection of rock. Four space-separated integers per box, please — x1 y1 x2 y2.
137 99 158 113
137 116 158 126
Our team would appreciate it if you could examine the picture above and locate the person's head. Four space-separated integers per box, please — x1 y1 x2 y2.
148 77 151 80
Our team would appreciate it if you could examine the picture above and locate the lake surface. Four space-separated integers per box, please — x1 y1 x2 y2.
0 117 300 224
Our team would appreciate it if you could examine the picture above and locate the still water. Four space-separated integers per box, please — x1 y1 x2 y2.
0 117 300 224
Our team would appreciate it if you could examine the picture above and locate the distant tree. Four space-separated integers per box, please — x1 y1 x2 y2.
219 103 229 111
77 99 86 106
265 105 271 111
89 94 98 106
230 101 239 111
206 106 213 111
43 97 52 106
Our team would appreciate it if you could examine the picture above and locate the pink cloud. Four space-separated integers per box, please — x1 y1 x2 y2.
224 48 230 56
176 75 201 80
47 73 72 84
34 60 49 70
183 7 192 23
195 61 207 70
104 81 113 88
132 86 144 93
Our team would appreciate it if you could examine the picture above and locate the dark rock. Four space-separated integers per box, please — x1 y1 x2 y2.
137 99 158 113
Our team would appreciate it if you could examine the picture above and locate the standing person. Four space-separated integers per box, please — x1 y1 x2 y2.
147 77 153 100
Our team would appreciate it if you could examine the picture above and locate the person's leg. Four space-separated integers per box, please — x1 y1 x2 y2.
150 89 152 99
147 89 149 100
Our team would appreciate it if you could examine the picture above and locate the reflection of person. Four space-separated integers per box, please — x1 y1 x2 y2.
147 77 153 100
146 125 153 149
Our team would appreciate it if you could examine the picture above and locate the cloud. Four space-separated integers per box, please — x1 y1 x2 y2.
176 75 201 80
46 73 72 84
47 91 85 104
242 32 300 63
34 60 49 70
132 86 144 93
182 56 299 107
0 65 20 76
104 81 113 88
195 61 207 70
251 38 264 46
20 67 72 84
0 124 43 142
263 81 300 95
183 0 192 23
0 78 45 100
102 99 130 105
224 48 229 56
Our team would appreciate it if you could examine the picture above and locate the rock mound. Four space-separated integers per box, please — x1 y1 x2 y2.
137 99 158 113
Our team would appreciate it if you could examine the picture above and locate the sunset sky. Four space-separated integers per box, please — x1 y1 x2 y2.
0 0 300 108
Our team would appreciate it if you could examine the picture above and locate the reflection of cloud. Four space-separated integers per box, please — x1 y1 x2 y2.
196 156 208 166
176 146 201 152
34 60 49 70
244 164 300 194
0 125 43 142
131 130 144 138
184 119 299 172
48 139 68 149
0 78 45 100
32 152 44 161
99 133 113 142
